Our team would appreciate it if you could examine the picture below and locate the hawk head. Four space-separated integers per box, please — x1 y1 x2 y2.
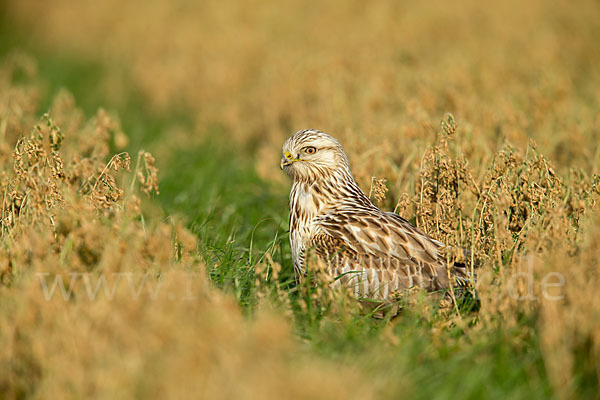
280 129 351 183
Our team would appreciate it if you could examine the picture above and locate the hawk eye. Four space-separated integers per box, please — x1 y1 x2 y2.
304 146 317 155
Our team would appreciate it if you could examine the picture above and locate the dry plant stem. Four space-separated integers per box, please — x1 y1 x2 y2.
90 152 129 194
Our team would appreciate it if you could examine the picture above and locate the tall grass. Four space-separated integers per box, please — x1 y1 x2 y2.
1 1 599 398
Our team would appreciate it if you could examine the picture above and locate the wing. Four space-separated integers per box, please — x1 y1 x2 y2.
310 208 451 299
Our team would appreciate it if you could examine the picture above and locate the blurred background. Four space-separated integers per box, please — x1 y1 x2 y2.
1 0 599 398
3 0 598 253
3 0 599 177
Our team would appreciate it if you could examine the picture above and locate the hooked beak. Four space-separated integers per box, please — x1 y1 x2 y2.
280 151 301 170
280 157 292 170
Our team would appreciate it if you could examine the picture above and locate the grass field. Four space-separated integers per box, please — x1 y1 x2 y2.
1 1 599 398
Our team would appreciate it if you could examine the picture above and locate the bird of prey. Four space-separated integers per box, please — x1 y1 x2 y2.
280 129 470 301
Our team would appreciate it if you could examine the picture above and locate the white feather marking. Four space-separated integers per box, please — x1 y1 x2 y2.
371 269 379 296
383 280 389 299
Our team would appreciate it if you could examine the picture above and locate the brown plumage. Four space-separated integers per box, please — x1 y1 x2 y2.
281 129 470 300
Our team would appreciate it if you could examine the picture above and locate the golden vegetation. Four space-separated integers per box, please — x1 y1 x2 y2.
2 0 600 397
6 0 600 183
0 58 373 399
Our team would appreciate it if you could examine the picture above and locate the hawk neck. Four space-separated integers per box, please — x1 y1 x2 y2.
290 170 373 224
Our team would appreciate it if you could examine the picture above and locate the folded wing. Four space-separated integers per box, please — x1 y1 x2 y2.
310 209 451 299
